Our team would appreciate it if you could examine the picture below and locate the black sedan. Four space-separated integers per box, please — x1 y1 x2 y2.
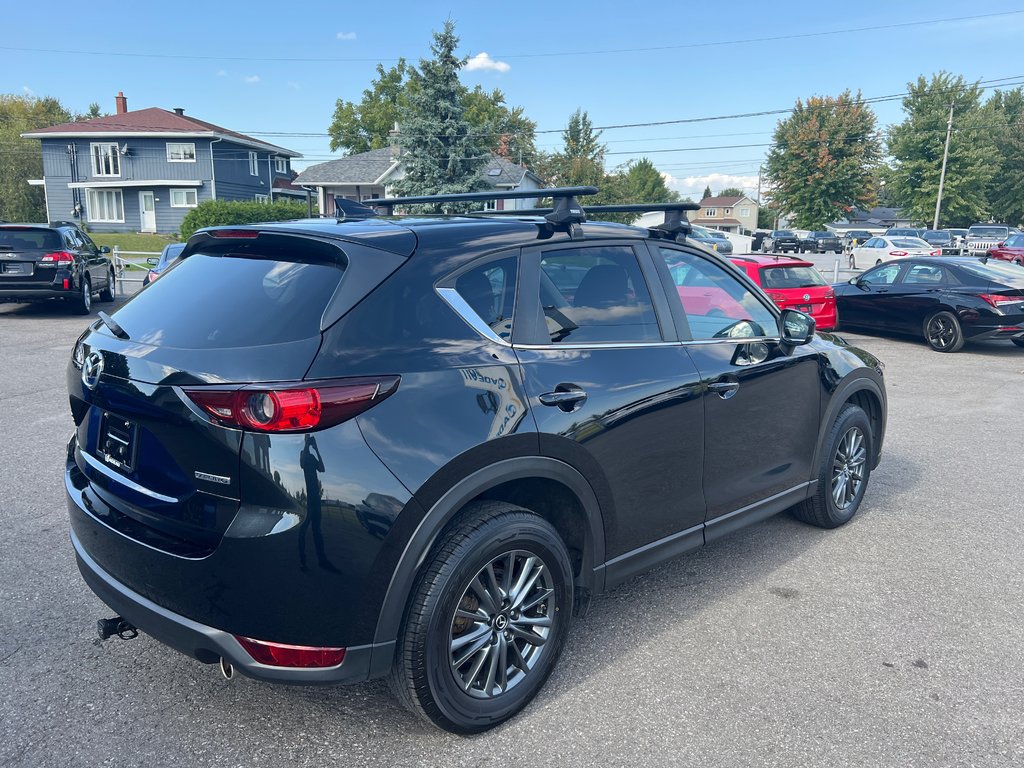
834 257 1024 352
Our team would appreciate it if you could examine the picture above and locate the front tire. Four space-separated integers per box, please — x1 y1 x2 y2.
390 502 574 733
924 311 965 352
793 404 872 529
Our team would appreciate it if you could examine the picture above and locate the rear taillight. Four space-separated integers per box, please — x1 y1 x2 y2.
147 270 159 282
235 636 346 668
183 376 399 433
824 289 835 299
978 294 1021 308
889 251 908 258
41 251 74 265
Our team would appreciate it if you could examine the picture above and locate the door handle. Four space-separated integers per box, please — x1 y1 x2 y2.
539 387 588 412
707 380 740 399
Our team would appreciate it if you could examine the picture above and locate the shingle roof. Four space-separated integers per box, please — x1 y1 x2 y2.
293 149 540 188
699 196 748 207
22 107 300 157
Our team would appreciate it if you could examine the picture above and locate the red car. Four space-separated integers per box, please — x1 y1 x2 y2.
987 233 1024 266
730 255 837 331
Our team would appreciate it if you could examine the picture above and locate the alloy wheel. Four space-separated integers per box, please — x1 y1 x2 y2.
831 426 866 510
927 315 956 350
449 549 553 699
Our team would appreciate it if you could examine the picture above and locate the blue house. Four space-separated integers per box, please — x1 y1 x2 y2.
22 92 303 234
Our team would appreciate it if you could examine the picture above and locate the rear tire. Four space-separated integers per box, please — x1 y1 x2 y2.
924 310 965 352
389 501 574 734
74 276 92 315
98 267 115 302
792 404 872 529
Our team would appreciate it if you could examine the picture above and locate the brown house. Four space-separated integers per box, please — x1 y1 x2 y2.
688 195 759 233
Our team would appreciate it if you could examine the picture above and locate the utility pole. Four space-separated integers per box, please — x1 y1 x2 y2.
933 102 954 230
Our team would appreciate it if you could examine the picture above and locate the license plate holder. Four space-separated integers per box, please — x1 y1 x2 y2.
98 413 138 474
2 262 32 276
795 304 812 313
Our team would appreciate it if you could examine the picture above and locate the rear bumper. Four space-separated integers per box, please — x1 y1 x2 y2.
71 526 394 684
0 286 76 301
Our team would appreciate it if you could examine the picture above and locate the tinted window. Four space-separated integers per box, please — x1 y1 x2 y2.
1004 234 1024 247
659 248 776 340
861 263 901 284
891 238 930 249
157 243 186 269
968 226 1009 238
111 254 344 348
0 227 63 250
453 256 517 341
902 264 946 284
773 231 794 237
760 265 827 288
538 246 660 343
956 260 1024 283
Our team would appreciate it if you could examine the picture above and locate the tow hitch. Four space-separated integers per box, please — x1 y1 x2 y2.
96 616 138 641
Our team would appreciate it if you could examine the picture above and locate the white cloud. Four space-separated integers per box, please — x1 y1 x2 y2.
661 171 759 199
244 75 260 84
336 31 357 40
22 85 33 95
464 52 511 73
216 69 227 77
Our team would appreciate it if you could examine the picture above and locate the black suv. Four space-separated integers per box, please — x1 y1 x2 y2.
0 223 115 313
65 189 887 733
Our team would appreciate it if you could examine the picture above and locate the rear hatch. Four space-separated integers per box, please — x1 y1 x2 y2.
68 232 354 554
758 263 833 315
0 226 64 287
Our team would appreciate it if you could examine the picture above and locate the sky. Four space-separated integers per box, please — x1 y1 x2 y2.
6 0 1024 200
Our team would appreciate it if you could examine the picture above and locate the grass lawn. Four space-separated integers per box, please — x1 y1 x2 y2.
90 232 177 255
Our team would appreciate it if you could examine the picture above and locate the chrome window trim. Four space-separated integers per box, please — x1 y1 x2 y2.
682 336 782 346
80 449 179 504
514 341 680 351
436 286 512 347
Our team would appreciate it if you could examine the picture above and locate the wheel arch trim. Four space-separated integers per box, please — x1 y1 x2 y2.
812 374 886 473
372 456 606 646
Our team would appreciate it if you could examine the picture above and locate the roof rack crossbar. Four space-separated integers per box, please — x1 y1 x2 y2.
366 186 599 219
468 201 697 240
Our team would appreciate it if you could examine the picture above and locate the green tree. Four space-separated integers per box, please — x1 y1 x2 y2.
717 187 744 197
0 94 72 222
701 185 713 200
765 90 881 229
328 59 411 154
758 206 779 229
462 86 538 166
887 73 996 227
74 103 105 122
390 21 490 207
536 108 606 188
622 158 678 202
987 87 1024 226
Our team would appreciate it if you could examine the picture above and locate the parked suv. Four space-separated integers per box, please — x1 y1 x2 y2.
65 189 887 733
0 223 115 313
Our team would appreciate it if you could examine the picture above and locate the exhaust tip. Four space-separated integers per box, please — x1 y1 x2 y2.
219 657 234 680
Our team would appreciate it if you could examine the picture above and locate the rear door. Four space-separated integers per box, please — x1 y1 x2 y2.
69 236 350 552
513 241 707 564
651 244 821 530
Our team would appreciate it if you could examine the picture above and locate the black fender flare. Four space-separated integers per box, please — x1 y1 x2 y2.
372 456 606 645
810 373 886 475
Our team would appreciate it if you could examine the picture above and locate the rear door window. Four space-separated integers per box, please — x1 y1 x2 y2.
448 256 517 342
111 253 346 348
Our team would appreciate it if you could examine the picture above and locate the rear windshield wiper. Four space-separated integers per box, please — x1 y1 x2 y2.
98 311 129 340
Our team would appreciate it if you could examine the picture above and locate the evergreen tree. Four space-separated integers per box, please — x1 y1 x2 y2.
717 187 744 197
988 87 1024 226
702 185 713 200
623 158 677 202
534 109 605 188
765 90 881 229
887 73 996 227
0 95 72 222
391 21 491 208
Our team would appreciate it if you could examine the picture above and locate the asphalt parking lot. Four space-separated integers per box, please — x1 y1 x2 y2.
2 286 1023 768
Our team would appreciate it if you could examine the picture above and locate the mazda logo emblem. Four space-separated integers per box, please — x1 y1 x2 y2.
82 351 104 390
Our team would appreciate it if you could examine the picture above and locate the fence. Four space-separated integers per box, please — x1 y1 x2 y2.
111 246 160 297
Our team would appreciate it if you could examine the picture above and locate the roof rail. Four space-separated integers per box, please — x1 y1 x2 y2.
366 187 598 234
476 201 699 240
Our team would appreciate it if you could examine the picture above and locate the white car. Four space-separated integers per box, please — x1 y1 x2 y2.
849 236 938 267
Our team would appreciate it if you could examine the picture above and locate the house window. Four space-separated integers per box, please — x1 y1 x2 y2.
86 189 124 222
170 189 198 207
739 207 750 218
724 208 732 215
274 158 288 174
90 143 120 177
704 208 717 217
249 152 259 175
255 194 269 203
166 143 196 162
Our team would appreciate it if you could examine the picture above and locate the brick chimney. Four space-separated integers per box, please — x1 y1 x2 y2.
115 91 127 115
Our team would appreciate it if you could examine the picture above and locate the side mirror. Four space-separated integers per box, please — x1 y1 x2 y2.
780 309 815 348
146 257 159 265
99 245 111 254
997 241 1005 247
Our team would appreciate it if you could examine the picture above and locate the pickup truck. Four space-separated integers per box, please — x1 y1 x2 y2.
800 231 843 254
761 230 801 254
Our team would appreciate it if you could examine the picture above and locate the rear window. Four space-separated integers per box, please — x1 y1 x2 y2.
760 266 826 288
111 254 344 348
957 260 1024 283
0 227 63 251
891 238 930 249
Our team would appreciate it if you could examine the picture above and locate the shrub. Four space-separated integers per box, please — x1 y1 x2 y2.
179 200 309 240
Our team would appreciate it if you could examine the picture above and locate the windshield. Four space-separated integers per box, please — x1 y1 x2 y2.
812 232 831 238
111 253 345 348
1004 234 1024 248
968 226 1009 238
760 265 827 288
0 227 63 250
773 231 794 237
890 238 931 249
